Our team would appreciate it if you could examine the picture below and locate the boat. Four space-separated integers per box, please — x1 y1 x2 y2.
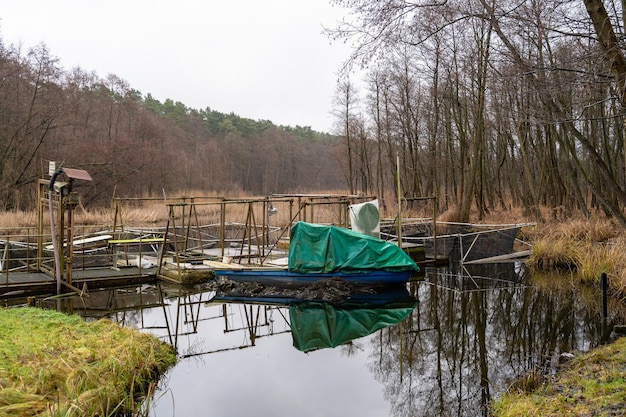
215 268 411 286
212 282 417 306
214 221 419 286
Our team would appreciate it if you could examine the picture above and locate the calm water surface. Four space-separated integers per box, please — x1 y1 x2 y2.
58 263 626 416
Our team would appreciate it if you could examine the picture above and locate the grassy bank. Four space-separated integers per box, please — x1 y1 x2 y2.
525 219 626 298
494 218 626 416
0 307 176 417
492 336 626 416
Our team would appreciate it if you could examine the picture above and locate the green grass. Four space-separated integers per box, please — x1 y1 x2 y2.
492 337 626 416
0 307 177 416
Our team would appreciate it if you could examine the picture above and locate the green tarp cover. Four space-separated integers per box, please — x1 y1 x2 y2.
290 302 416 352
288 221 419 274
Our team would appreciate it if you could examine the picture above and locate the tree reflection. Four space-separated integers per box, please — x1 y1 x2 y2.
369 263 626 417
38 263 626 416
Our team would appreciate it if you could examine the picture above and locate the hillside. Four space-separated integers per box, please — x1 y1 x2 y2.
0 42 345 209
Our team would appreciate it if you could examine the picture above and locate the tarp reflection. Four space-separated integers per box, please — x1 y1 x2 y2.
290 301 416 352
213 285 417 353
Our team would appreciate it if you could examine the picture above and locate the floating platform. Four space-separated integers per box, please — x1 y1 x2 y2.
158 264 215 285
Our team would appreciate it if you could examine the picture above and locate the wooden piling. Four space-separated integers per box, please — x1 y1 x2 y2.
601 272 608 319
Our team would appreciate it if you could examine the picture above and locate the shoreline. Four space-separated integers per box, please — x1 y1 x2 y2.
0 307 177 416
492 336 626 416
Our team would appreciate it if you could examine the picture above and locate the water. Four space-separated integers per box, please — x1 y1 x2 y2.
44 262 626 416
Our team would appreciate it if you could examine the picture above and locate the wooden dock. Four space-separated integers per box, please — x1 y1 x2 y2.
0 267 157 298
1 192 532 299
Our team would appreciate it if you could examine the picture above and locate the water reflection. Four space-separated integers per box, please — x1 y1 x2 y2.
179 284 417 356
28 263 626 417
289 300 416 353
388 262 626 416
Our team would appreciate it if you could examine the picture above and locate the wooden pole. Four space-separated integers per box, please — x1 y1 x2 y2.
433 196 438 261
396 154 403 248
66 195 73 287
37 180 45 272
262 199 267 262
601 272 608 319
49 191 61 295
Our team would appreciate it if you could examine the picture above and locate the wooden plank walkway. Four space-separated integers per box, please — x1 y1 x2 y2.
0 267 157 298
0 272 53 286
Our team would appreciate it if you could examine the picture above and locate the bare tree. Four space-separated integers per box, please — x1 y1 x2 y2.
333 79 359 194
0 43 62 209
327 0 626 225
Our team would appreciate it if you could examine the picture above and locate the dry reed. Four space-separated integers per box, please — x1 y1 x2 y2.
526 218 626 300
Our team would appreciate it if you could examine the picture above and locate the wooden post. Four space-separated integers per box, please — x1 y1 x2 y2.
59 192 65 291
432 196 438 261
192 204 204 256
601 272 608 319
396 154 403 248
289 199 294 233
220 199 226 258
298 197 304 222
262 199 267 261
66 194 74 287
170 205 181 275
2 231 8 285
37 180 45 272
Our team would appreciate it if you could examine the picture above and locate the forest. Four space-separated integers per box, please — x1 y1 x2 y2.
330 0 626 226
0 40 344 209
2 0 626 228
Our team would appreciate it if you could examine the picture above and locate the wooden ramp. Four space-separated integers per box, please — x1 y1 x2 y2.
462 250 532 264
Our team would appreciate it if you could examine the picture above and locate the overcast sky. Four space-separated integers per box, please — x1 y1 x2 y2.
0 1 355 132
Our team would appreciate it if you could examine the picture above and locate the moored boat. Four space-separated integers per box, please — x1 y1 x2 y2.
215 221 419 286
214 269 411 286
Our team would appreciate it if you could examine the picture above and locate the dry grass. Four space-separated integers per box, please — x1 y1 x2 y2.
532 218 619 242
604 236 626 297
0 211 38 229
110 205 169 227
436 205 464 223
526 218 626 300
528 238 583 271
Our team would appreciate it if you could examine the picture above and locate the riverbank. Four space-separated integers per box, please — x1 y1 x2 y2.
523 218 626 297
492 218 626 416
0 307 177 417
492 336 626 416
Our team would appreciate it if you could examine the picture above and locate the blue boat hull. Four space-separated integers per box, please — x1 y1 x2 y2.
214 269 411 286
212 285 416 306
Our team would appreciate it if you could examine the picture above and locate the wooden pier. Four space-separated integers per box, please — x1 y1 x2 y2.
1 191 444 298
0 267 156 298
